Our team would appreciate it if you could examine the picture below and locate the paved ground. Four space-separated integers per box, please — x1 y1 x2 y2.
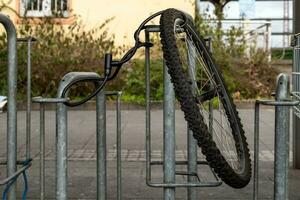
0 107 300 199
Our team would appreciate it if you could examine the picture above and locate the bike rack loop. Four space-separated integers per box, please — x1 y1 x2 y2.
0 24 36 199
32 72 122 200
56 72 105 200
253 73 299 200
0 14 18 200
144 25 221 200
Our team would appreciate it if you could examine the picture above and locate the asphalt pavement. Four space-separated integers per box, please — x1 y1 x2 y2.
0 107 299 199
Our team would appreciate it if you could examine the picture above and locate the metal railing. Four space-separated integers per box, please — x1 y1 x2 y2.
243 21 272 60
144 25 221 200
16 37 37 164
31 72 122 200
0 33 36 200
253 73 299 200
1 12 299 200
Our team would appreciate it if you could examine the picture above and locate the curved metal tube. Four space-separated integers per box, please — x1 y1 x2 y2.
0 14 18 200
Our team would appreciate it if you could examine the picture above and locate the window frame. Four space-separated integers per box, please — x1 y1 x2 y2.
19 0 69 18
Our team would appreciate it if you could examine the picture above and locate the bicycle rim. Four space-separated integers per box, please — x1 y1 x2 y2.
159 8 251 188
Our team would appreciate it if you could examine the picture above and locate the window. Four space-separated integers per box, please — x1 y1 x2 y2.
20 0 69 18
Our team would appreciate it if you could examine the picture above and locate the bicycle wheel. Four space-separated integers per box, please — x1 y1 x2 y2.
159 8 251 188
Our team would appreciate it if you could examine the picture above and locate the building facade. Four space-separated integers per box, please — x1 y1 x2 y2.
0 0 193 45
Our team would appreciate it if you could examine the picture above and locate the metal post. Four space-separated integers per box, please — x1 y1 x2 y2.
40 104 45 200
266 21 272 61
145 29 152 184
143 25 222 189
253 74 293 200
54 72 102 200
26 38 32 159
293 0 300 34
0 14 18 200
97 90 107 200
56 101 68 200
187 127 197 199
293 0 300 169
116 92 122 200
33 97 69 200
163 62 176 200
18 37 36 160
56 80 69 200
187 41 198 200
253 102 260 200
274 74 290 200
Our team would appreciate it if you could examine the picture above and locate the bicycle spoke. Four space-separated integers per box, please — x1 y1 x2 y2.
174 22 241 171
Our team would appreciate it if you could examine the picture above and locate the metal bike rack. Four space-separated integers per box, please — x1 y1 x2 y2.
32 97 68 200
0 14 27 200
0 20 37 199
144 25 222 200
253 73 299 200
32 72 122 200
3 11 298 199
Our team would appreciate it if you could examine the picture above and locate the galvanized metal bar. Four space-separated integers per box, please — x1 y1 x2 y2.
144 24 222 191
187 40 198 200
96 89 107 200
116 91 122 200
151 161 208 165
292 33 300 169
0 14 18 200
257 100 298 106
40 103 45 200
266 22 272 61
187 127 198 199
32 97 69 104
147 181 222 188
55 101 68 200
163 62 176 199
17 37 37 160
54 72 101 200
274 74 290 200
253 102 260 200
26 38 32 160
56 78 70 200
253 74 297 200
145 29 152 185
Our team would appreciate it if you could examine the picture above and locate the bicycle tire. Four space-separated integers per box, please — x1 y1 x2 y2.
159 8 251 188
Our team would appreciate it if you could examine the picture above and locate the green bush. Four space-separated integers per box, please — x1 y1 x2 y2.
0 4 278 103
120 59 164 104
193 9 278 99
0 13 120 99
